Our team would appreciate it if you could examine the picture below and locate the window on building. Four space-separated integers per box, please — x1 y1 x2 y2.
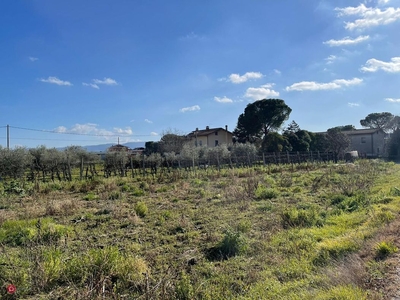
215 140 219 146
199 140 202 146
215 131 218 136
361 137 366 144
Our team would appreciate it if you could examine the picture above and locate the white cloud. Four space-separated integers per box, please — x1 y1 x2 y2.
228 72 264 84
385 98 400 102
150 132 158 136
335 4 400 30
113 127 133 135
378 0 390 5
274 69 282 75
214 96 233 103
82 82 100 89
348 102 360 107
29 57 38 62
54 126 67 133
54 123 110 135
40 76 72 86
325 55 338 64
323 35 370 46
54 123 133 139
92 77 119 86
144 119 153 123
361 57 400 72
179 105 200 113
286 78 363 91
244 85 280 100
83 77 119 89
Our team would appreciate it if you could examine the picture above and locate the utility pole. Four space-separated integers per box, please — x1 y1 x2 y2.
6 124 9 149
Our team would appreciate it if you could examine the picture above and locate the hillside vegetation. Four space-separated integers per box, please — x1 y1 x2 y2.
1 160 400 299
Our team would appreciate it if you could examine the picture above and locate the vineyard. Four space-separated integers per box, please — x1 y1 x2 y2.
0 145 341 182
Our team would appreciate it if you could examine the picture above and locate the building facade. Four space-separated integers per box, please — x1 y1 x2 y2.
187 126 233 147
344 128 387 157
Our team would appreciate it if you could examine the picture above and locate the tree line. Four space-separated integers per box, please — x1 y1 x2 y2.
2 99 399 182
146 99 400 161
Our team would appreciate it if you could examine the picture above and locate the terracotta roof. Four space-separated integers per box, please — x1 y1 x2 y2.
187 127 231 137
108 144 132 151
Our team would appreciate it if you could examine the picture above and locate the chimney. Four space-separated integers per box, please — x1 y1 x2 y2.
225 125 228 131
206 126 209 130
196 127 198 131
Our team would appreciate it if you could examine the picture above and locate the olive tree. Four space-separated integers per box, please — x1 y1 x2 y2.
0 147 30 179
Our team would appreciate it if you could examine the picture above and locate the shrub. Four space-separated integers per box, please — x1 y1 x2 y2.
375 241 398 260
281 207 324 229
255 186 278 200
3 180 26 196
135 201 148 217
218 229 248 258
175 271 194 300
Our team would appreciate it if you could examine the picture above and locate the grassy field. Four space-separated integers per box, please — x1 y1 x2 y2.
1 160 400 299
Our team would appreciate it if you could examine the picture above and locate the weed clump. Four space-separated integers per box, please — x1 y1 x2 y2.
135 201 148 217
218 229 248 259
255 186 278 200
281 207 324 229
375 241 398 260
0 218 70 246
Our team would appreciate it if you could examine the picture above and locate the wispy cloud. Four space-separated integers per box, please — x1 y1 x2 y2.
40 76 72 86
325 55 338 64
245 84 279 100
144 119 153 124
385 98 400 102
335 4 400 30
29 56 38 62
150 132 158 136
113 127 133 135
361 57 400 72
323 35 370 46
179 31 205 41
82 82 99 89
348 102 360 107
274 69 282 75
179 105 200 113
92 77 119 86
223 72 264 84
83 77 119 89
214 96 233 103
286 78 363 91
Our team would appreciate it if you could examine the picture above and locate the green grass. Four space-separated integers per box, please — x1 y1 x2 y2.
0 160 399 299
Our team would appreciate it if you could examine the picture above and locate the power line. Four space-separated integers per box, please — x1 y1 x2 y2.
10 137 120 142
8 125 155 137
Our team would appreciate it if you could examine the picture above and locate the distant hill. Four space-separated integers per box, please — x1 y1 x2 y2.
59 142 146 153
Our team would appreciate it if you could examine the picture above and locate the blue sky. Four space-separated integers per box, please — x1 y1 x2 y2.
1 0 400 148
